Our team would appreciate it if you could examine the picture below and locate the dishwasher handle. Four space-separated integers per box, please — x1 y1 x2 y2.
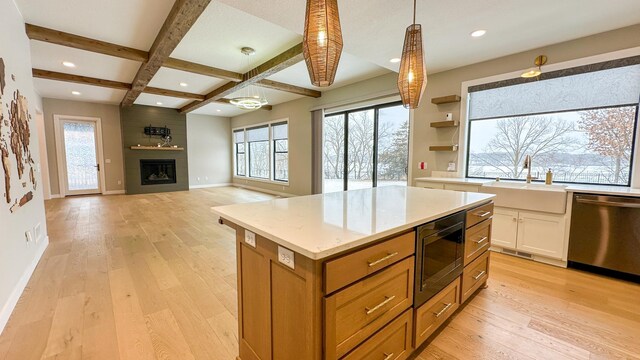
575 194 640 208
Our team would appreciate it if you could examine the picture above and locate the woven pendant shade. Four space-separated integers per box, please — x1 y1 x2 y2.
303 0 343 87
397 1 427 109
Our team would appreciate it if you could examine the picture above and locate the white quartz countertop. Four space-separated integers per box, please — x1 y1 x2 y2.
415 177 640 197
212 186 495 260
414 177 491 185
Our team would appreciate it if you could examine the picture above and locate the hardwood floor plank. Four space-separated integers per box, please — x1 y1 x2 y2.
42 293 85 358
145 309 195 360
109 267 156 360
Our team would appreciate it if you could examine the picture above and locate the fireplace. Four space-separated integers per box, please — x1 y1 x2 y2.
140 159 177 185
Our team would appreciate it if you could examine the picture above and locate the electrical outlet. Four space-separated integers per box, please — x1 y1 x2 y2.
278 246 295 269
244 230 256 247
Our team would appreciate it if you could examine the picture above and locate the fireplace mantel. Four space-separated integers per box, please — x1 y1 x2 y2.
129 145 184 151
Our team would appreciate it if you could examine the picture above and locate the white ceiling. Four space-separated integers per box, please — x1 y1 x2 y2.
33 78 126 104
30 41 142 82
220 0 640 74
16 0 640 114
15 0 174 50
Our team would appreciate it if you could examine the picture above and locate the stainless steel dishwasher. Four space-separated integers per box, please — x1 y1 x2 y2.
569 193 640 280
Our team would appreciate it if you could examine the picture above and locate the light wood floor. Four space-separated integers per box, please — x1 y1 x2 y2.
0 187 638 360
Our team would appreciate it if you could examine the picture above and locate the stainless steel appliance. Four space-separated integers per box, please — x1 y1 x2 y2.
414 211 465 307
569 194 640 280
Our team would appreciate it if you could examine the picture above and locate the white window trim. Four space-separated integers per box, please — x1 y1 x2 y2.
232 118 290 186
458 46 640 187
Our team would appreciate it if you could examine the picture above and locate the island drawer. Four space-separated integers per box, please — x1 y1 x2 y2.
341 309 413 360
413 277 460 348
324 231 415 294
466 202 494 229
464 219 491 265
461 250 490 303
325 257 414 359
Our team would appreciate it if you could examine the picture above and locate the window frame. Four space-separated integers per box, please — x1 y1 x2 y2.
459 50 640 188
272 121 289 182
232 118 289 185
464 104 639 187
233 129 246 177
323 101 409 191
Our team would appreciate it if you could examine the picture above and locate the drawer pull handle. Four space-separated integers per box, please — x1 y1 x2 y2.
367 252 399 267
433 302 453 318
473 270 486 280
383 352 394 360
472 236 488 244
474 211 491 218
365 295 396 315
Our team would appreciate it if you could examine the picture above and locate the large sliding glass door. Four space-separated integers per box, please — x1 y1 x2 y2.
322 102 409 193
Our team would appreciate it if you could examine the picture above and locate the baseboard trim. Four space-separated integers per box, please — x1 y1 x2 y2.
0 235 49 334
189 183 232 189
102 190 125 195
232 183 294 198
49 194 61 199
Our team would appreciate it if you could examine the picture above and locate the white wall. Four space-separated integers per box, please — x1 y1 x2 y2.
186 114 232 187
0 0 49 333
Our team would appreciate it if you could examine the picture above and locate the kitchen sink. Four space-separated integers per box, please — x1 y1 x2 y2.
480 181 568 213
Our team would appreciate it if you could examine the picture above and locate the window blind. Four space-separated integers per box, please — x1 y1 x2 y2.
469 60 640 121
246 126 269 142
272 122 288 140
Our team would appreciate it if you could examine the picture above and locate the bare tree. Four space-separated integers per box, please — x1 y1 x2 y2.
323 116 344 179
578 107 635 184
479 116 574 178
378 120 409 180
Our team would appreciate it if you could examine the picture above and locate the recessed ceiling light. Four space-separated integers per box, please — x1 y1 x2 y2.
71 91 81 95
62 61 76 68
470 29 486 38
389 58 401 63
156 101 163 105
179 82 188 87
216 109 221 112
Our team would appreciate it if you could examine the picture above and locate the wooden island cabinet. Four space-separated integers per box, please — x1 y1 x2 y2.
213 187 494 360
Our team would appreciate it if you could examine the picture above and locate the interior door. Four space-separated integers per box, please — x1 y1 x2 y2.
59 119 102 196
491 208 518 249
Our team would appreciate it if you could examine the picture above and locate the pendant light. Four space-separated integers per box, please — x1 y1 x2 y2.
521 55 548 78
303 0 343 87
230 47 269 110
397 0 427 109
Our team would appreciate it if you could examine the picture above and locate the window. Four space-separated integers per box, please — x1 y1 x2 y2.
466 58 640 186
233 120 289 182
272 122 288 182
322 102 409 192
234 130 246 176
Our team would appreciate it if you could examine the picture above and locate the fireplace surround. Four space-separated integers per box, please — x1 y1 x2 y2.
140 159 176 185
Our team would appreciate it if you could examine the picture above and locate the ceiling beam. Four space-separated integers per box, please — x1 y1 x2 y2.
120 0 212 107
31 68 270 110
32 68 131 90
25 24 148 62
163 57 242 82
180 43 304 113
257 79 321 98
25 24 320 100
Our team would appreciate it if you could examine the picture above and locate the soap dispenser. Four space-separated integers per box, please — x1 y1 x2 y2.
545 169 553 185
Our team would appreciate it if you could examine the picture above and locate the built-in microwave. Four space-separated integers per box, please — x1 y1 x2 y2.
414 211 465 307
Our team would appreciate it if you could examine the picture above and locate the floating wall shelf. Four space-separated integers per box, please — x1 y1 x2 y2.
431 95 461 105
430 120 459 128
130 146 184 151
429 145 459 152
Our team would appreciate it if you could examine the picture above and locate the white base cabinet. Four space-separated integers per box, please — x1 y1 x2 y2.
491 207 566 260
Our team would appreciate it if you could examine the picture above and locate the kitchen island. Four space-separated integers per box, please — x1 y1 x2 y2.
213 186 495 360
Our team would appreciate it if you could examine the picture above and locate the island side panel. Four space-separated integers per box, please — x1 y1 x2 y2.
228 220 323 360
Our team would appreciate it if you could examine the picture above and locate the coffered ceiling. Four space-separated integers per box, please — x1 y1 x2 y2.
16 0 640 117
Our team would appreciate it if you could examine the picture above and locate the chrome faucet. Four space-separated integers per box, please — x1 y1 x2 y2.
523 155 539 183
